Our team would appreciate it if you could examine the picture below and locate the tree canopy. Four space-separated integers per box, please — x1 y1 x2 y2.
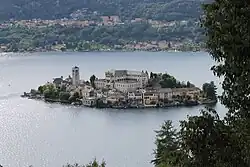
0 0 209 21
0 22 203 52
148 72 195 88
63 159 106 167
152 1 250 167
90 75 96 88
202 81 217 101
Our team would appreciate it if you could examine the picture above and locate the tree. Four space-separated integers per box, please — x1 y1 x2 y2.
90 75 96 88
63 159 106 167
152 121 181 167
152 1 250 167
178 109 244 167
160 73 179 88
150 72 154 79
153 108 247 167
59 92 71 101
202 81 217 101
82 42 91 50
38 85 44 93
203 0 250 164
43 84 58 99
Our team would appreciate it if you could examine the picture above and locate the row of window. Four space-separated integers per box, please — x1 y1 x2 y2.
115 83 140 88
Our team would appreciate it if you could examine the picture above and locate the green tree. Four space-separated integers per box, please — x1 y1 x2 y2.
38 85 44 94
152 121 181 167
90 75 96 89
160 73 179 88
59 92 71 101
82 42 91 50
202 81 217 101
63 159 106 167
150 72 154 79
43 84 58 99
203 0 250 164
153 1 250 167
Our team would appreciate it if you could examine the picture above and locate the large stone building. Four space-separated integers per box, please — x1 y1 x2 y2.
95 69 149 93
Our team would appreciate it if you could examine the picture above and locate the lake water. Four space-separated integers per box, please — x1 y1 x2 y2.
0 52 226 167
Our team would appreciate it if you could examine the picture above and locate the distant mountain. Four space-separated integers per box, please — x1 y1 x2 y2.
0 0 211 21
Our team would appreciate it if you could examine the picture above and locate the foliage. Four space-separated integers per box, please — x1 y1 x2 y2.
90 75 96 89
202 81 217 100
63 159 106 167
0 0 209 21
149 72 193 88
203 0 250 120
203 0 250 164
152 108 246 167
153 1 250 167
151 121 181 167
38 86 44 94
0 22 203 52
42 84 59 99
186 81 194 88
59 92 71 101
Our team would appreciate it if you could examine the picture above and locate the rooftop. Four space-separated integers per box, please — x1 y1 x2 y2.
107 69 147 77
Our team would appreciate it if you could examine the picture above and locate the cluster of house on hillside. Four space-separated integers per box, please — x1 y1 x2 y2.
1 17 189 28
46 66 203 108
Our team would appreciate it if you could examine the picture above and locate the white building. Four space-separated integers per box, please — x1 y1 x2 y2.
95 69 149 93
95 79 108 89
105 69 149 88
114 80 141 93
72 66 80 86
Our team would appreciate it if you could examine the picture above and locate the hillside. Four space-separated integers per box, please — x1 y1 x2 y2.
0 0 210 21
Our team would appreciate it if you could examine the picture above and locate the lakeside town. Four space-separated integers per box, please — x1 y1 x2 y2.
21 66 217 109
0 16 204 53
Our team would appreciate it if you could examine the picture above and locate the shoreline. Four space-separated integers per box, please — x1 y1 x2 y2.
21 94 217 110
0 49 207 54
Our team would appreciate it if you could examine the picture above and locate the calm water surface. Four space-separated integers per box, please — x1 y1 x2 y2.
0 52 226 167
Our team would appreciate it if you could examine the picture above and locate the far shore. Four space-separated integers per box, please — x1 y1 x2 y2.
0 49 207 55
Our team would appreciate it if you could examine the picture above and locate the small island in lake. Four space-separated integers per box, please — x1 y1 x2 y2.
21 66 218 109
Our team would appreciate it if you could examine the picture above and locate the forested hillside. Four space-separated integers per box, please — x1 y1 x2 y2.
0 0 210 21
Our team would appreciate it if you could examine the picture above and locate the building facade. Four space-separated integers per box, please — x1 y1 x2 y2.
143 91 159 106
158 88 173 100
95 69 149 93
95 79 108 89
114 80 141 93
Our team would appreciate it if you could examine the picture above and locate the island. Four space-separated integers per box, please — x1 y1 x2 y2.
21 66 218 109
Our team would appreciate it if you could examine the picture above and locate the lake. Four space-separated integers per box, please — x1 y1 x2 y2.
0 52 226 167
